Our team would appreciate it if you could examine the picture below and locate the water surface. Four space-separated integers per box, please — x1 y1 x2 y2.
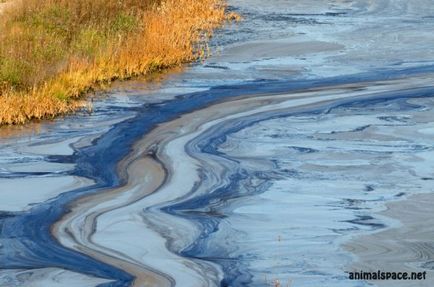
1 0 434 286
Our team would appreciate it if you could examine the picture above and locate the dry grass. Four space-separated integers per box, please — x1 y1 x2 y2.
0 0 239 125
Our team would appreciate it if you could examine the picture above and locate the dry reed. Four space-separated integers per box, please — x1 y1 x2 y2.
0 0 239 125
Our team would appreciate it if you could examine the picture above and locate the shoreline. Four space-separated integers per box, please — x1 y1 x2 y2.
2 1 434 285
1 68 434 286
2 67 434 286
0 0 237 125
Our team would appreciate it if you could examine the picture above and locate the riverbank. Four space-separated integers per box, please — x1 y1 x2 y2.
0 0 237 125
2 0 434 286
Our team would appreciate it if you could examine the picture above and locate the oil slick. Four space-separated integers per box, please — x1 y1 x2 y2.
1 0 434 286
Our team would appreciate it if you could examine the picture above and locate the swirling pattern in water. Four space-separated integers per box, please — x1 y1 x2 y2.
2 0 434 286
52 72 434 287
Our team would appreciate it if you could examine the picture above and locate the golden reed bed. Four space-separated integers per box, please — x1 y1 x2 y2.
0 0 238 125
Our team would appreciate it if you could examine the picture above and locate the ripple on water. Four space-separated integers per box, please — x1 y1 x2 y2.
181 95 434 286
